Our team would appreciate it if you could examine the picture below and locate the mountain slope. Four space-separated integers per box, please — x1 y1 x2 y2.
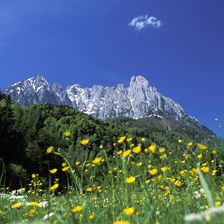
4 74 216 137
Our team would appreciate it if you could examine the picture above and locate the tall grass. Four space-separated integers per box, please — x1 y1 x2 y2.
1 134 224 224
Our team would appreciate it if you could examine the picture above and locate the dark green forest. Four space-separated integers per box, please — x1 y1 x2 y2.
0 92 223 189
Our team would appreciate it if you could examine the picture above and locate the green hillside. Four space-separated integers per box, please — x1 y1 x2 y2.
0 92 223 189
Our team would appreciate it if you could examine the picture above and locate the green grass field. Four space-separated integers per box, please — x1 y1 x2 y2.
1 133 224 224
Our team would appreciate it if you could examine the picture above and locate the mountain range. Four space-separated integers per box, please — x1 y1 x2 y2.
3 75 211 134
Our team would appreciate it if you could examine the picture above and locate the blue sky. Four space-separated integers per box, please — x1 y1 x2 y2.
0 0 224 136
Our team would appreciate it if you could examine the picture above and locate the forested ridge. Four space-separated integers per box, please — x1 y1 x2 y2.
0 92 223 189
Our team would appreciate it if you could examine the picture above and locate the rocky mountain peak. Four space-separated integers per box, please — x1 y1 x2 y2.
5 75 187 120
130 75 150 88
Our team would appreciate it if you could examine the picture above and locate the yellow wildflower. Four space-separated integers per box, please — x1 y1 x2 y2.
125 176 136 184
123 207 135 216
174 180 182 187
62 166 69 172
72 205 83 213
215 201 221 207
86 187 93 192
137 162 143 167
197 154 202 159
180 170 186 176
187 142 193 148
117 150 123 155
141 137 145 142
201 167 209 173
89 214 95 219
92 157 103 165
75 161 80 166
64 131 71 137
132 145 141 154
28 201 40 207
50 183 59 191
159 147 166 153
118 136 126 144
46 146 54 154
122 150 131 157
26 209 37 217
148 168 158 176
126 137 132 142
113 221 129 224
161 166 170 172
148 144 156 153
49 168 57 174
160 154 167 160
80 139 89 145
62 162 67 167
197 143 208 150
11 202 22 209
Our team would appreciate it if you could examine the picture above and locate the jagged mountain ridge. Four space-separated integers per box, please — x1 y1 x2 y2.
4 75 214 134
4 75 187 120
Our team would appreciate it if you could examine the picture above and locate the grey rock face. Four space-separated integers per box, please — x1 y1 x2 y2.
4 75 186 120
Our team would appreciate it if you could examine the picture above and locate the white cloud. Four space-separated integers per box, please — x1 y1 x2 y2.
129 15 162 31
